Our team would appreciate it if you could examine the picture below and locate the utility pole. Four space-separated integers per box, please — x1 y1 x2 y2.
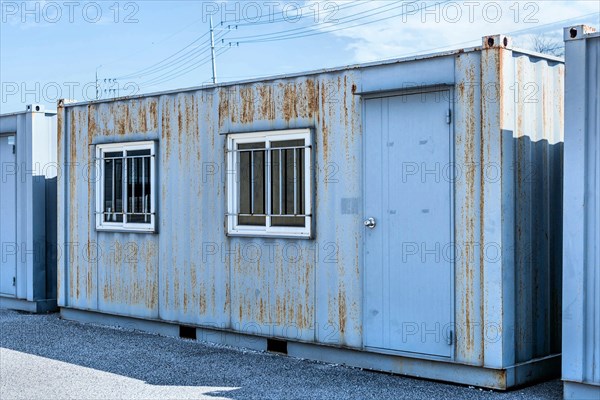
95 65 101 100
210 16 217 84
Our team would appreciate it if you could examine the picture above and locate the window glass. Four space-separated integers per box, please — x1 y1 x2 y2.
271 139 305 227
103 152 123 223
126 151 151 224
238 142 266 226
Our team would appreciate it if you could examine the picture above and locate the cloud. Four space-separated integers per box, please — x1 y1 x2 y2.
309 0 599 62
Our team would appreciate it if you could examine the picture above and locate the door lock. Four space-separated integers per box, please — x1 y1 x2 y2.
363 217 376 229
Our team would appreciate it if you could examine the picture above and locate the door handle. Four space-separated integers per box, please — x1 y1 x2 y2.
364 217 376 229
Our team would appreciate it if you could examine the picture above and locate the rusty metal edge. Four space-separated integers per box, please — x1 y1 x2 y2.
61 46 484 108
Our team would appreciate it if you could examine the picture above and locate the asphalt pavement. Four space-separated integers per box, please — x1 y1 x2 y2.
0 310 561 400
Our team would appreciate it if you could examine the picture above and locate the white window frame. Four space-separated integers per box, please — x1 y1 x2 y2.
227 129 313 238
95 141 156 233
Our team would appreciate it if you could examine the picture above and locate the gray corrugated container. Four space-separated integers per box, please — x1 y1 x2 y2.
0 104 58 313
562 25 600 400
57 34 564 389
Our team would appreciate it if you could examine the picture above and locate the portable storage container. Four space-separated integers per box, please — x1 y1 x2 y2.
562 25 600 400
0 104 58 313
58 34 564 389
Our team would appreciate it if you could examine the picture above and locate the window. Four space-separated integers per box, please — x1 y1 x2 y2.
227 129 312 238
95 141 156 232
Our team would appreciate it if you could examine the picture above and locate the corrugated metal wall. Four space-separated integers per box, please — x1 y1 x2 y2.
0 106 57 306
512 50 564 363
58 38 564 374
563 25 600 396
58 74 363 347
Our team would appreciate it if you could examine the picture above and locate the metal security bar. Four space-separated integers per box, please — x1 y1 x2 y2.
96 212 156 216
226 213 312 217
95 154 156 161
232 143 307 222
226 129 312 237
268 145 304 220
226 145 311 153
250 150 255 214
101 152 152 225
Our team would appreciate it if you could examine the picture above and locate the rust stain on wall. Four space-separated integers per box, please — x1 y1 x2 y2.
149 99 158 131
338 283 347 336
465 61 478 359
68 108 84 301
240 87 255 124
224 280 230 314
258 85 275 121
138 100 148 133
218 88 230 130
146 242 158 310
87 104 98 141
162 98 172 161
283 83 299 121
177 97 184 152
557 66 565 134
305 79 319 118
115 102 130 135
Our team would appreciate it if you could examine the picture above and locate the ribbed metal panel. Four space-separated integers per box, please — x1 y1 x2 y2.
0 105 57 311
562 25 600 399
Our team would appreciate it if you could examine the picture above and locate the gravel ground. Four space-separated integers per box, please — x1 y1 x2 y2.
0 310 561 400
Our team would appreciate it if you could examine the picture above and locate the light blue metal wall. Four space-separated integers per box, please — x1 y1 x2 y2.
58 37 564 387
0 105 57 311
563 25 600 400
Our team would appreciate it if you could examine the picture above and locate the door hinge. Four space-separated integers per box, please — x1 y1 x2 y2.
446 109 452 124
12 276 16 286
447 330 453 345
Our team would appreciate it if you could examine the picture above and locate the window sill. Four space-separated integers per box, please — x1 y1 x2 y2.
96 227 157 234
226 231 313 240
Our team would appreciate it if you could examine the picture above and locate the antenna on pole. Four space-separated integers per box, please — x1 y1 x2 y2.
210 16 217 84
95 65 102 100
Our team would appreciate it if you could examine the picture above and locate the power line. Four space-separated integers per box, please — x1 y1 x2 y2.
136 48 215 87
247 2 449 43
508 12 598 36
378 12 599 61
199 12 597 87
139 47 232 88
210 16 218 84
116 26 236 81
228 0 372 28
101 16 210 70
116 31 210 80
114 1 427 85
132 29 234 87
119 3 597 93
118 1 443 92
226 0 414 42
118 44 212 81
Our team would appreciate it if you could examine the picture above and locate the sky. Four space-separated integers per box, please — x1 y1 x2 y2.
1 0 598 113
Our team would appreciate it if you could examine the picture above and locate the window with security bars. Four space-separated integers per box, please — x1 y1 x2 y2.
95 141 156 232
227 129 312 238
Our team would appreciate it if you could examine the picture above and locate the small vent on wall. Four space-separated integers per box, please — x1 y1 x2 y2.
179 325 197 340
267 338 288 354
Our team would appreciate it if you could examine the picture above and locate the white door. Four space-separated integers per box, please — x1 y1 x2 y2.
363 91 454 358
0 135 17 296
